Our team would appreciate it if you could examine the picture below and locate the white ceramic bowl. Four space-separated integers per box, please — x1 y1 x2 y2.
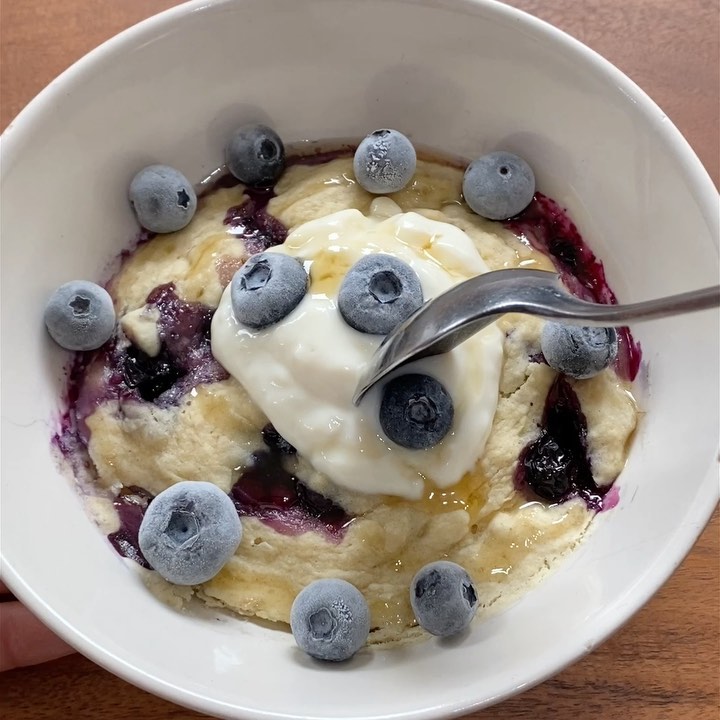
1 0 718 718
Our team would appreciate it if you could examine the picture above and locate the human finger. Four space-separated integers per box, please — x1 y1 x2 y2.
0 600 75 671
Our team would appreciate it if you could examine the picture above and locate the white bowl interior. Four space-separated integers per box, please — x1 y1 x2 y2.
1 0 718 718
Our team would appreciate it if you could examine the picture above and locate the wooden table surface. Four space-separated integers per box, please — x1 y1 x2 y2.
1 0 718 718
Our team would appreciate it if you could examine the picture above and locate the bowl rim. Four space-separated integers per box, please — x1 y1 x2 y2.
1 0 718 718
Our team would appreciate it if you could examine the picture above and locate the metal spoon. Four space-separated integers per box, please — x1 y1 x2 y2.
353 268 720 404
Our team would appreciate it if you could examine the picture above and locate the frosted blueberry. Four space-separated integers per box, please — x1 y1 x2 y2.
380 374 454 449
231 252 308 329
410 561 478 637
138 481 242 585
462 151 535 220
338 254 423 335
290 578 370 662
353 129 416 194
225 124 285 188
541 323 618 379
129 164 197 233
44 280 116 351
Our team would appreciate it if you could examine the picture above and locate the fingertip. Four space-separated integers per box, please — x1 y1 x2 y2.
0 601 75 672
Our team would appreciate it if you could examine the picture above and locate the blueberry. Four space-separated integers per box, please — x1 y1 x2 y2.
462 151 535 220
541 323 618 379
379 374 454 449
261 423 297 455
231 252 308 329
128 165 197 233
338 254 423 335
410 561 478 637
290 579 370 662
138 481 242 585
122 345 183 402
225 124 285 188
44 281 116 351
521 433 574 501
353 129 417 194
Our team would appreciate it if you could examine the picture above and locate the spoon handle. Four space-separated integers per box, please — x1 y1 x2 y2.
521 284 720 326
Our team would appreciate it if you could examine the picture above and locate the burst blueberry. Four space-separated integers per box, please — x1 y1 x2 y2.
520 433 574 501
290 578 370 662
353 129 417 194
122 345 182 402
225 124 285 188
138 481 242 585
541 323 618 379
261 423 297 455
462 151 535 220
338 254 423 335
231 252 308 329
129 164 197 233
379 374 454 449
410 561 478 637
44 280 116 351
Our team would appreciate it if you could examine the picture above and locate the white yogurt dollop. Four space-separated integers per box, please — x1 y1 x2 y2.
211 202 504 500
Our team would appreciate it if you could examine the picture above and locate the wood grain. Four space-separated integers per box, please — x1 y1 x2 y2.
1 1 718 718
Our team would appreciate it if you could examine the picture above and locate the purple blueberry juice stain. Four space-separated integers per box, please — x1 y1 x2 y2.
601 484 621 511
223 186 288 255
287 146 354 167
506 193 642 382
515 375 611 512
107 486 154 568
143 284 229 404
54 349 100 453
230 449 352 542
55 284 227 447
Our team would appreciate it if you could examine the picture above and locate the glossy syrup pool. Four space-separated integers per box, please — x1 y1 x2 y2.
54 143 641 575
